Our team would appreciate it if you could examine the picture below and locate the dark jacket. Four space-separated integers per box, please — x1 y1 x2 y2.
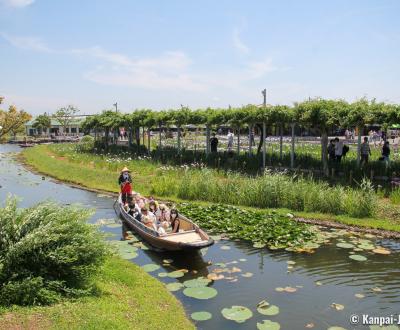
118 173 132 185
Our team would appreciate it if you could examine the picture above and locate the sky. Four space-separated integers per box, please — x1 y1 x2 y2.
0 0 400 115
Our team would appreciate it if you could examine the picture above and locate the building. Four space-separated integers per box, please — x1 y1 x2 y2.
25 117 86 136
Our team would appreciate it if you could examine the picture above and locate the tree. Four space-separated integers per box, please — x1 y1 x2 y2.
53 105 79 134
33 113 51 135
0 97 31 140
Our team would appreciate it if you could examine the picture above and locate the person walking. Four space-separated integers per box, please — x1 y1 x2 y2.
381 141 390 166
360 137 372 166
227 130 234 151
210 133 219 153
334 137 343 163
328 139 336 161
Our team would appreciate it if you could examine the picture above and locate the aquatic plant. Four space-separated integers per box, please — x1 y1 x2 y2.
0 198 108 306
177 203 315 248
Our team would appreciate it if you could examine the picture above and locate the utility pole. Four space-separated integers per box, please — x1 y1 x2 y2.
113 102 118 113
262 89 267 107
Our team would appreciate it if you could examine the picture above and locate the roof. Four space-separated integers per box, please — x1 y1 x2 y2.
26 117 86 126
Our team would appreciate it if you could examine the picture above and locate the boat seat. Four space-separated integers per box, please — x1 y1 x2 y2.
161 231 204 243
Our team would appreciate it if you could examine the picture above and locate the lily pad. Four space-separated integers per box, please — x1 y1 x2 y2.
349 254 367 261
167 270 185 278
257 320 281 330
119 251 138 259
257 304 280 316
163 258 173 264
242 272 253 278
142 264 160 272
220 245 231 250
355 293 365 299
369 326 399 330
239 258 247 262
327 327 348 330
221 305 253 323
190 311 212 321
158 272 168 278
253 242 266 248
275 287 284 292
336 242 354 249
166 282 184 292
183 277 212 287
331 303 344 311
207 273 224 281
372 248 391 255
183 287 218 300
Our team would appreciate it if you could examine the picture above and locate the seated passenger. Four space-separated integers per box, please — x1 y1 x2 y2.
170 209 180 233
148 201 159 220
142 215 157 231
141 207 156 224
158 204 170 223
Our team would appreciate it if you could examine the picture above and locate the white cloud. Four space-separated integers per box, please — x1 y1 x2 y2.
233 27 250 54
0 32 52 52
245 57 279 79
1 0 34 8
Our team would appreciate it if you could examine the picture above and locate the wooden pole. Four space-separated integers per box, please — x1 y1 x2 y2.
158 123 162 150
206 125 210 155
147 128 151 154
290 123 295 169
248 124 252 155
279 124 283 161
357 126 362 167
262 122 266 171
237 127 240 154
177 126 181 153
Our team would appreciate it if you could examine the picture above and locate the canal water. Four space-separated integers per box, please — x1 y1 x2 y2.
1 144 399 330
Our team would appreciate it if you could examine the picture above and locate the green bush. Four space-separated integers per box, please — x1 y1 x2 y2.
76 135 95 152
0 198 108 306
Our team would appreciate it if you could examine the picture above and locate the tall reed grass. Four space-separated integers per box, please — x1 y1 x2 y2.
152 169 377 217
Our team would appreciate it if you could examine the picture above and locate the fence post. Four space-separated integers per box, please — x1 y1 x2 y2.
177 126 181 154
206 125 210 155
290 123 295 169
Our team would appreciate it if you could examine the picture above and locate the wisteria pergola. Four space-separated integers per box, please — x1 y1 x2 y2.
82 98 400 174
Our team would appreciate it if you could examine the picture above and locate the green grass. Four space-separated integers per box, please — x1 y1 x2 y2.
21 144 400 232
0 257 194 330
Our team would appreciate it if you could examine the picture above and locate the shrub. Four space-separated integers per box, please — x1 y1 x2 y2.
76 135 95 152
0 198 108 306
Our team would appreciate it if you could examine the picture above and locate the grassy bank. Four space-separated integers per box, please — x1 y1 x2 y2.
21 144 400 232
0 257 194 330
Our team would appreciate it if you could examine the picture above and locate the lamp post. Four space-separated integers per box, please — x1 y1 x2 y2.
113 102 118 113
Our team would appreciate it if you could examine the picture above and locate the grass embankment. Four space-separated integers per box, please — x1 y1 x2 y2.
0 257 194 330
22 144 400 232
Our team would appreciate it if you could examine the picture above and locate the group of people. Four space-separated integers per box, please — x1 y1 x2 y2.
360 137 391 166
328 137 350 162
118 167 180 236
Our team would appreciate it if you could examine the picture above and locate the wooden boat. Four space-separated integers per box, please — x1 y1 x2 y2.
114 195 214 251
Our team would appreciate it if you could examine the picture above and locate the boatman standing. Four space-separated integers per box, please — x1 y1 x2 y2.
118 166 133 203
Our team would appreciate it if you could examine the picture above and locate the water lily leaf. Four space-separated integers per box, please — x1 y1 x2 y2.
190 311 212 321
166 282 184 292
253 242 266 248
287 261 296 265
355 293 365 299
163 258 173 264
369 326 399 330
167 270 185 278
239 258 247 262
257 304 280 316
220 245 231 250
119 251 138 259
184 277 212 287
349 254 367 261
331 303 344 311
231 267 241 273
305 323 314 328
158 272 168 277
142 264 160 272
372 248 391 255
257 320 281 330
315 281 323 286
183 287 218 300
357 244 375 250
372 287 382 293
284 286 297 293
275 287 284 292
336 242 354 249
327 327 348 330
242 272 253 278
221 305 253 323
207 273 224 281
214 262 226 267
257 300 269 308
